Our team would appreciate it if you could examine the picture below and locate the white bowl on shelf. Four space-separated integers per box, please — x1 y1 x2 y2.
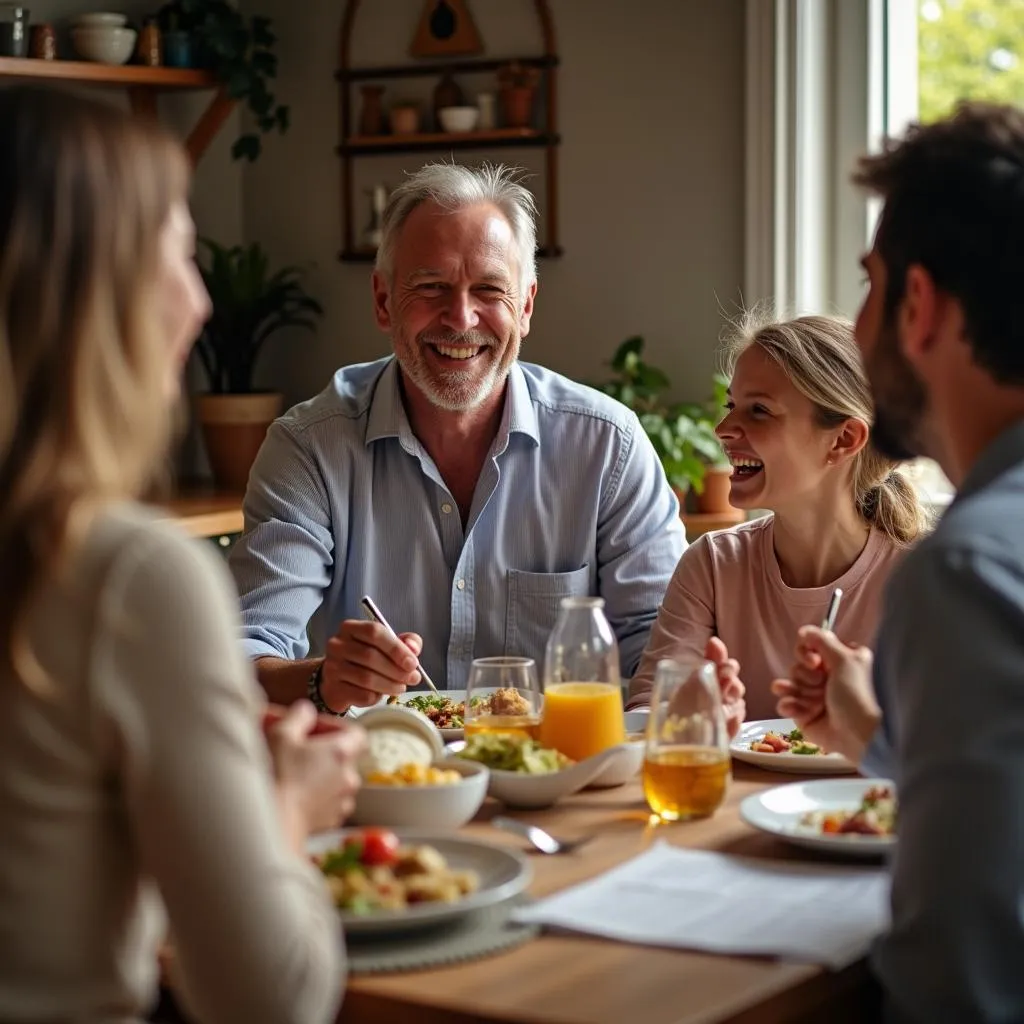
72 25 137 65
438 106 480 133
73 12 129 28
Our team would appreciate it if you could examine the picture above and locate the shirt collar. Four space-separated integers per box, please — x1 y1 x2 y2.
365 358 417 448
364 358 541 450
955 419 1024 501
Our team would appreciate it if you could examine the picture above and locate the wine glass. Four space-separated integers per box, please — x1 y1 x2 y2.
643 658 731 822
464 657 542 740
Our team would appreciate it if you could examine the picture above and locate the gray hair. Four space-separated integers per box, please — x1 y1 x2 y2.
375 162 538 302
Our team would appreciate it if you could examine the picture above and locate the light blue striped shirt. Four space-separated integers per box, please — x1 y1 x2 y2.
229 357 686 689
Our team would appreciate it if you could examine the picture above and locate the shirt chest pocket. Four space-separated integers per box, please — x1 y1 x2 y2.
505 564 592 662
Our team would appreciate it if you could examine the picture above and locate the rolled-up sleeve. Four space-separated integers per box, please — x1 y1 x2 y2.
229 420 337 661
596 415 686 678
872 543 1024 1023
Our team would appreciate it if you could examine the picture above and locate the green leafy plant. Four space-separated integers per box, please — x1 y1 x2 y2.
678 371 731 469
195 238 323 394
159 0 289 160
593 337 724 494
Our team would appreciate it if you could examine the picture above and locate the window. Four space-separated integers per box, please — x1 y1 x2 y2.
918 0 1024 123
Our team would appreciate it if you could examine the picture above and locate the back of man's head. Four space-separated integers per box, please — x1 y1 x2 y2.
854 102 1024 387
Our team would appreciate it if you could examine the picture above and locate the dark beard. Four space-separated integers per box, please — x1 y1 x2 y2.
866 313 930 462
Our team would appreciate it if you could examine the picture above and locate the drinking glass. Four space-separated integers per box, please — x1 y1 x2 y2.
464 657 542 739
643 658 730 821
539 597 626 762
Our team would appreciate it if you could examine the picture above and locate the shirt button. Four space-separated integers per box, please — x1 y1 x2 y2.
456 578 466 591
441 502 453 514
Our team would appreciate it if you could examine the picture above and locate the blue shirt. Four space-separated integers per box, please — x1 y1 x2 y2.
229 357 686 689
862 421 1024 1024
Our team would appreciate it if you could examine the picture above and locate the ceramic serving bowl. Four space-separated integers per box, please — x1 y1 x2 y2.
438 106 480 132
350 759 489 828
448 741 645 810
73 12 129 28
71 25 137 64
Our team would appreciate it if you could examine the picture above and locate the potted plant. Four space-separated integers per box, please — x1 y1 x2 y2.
158 0 289 160
194 238 323 490
592 337 724 504
497 60 540 128
679 373 736 514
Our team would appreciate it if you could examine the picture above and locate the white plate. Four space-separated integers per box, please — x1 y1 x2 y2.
308 829 531 936
731 719 856 774
740 778 897 858
349 689 469 741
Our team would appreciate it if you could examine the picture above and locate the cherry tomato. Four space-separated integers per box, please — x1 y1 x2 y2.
353 828 399 866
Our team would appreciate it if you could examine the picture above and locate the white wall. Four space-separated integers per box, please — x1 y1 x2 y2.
241 0 746 407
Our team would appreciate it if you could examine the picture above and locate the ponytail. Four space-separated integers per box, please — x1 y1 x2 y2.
857 467 933 547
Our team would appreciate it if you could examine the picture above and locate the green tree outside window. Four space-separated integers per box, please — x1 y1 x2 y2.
919 0 1024 123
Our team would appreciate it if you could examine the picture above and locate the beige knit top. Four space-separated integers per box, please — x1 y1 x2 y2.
0 503 343 1024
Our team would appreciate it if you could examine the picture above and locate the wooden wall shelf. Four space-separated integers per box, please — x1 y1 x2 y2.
337 0 560 262
338 128 558 156
0 57 234 164
336 54 558 82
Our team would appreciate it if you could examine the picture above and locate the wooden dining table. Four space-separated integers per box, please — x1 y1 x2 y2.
338 763 885 1024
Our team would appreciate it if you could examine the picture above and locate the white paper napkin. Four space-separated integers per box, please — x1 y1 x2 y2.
512 841 889 969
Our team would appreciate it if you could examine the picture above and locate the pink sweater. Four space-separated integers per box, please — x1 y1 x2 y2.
626 515 905 720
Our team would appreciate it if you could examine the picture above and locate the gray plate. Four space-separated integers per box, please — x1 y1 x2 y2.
308 829 533 936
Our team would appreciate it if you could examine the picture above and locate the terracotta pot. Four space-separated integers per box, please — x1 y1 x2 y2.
696 466 735 514
197 392 282 492
390 104 420 135
500 85 535 129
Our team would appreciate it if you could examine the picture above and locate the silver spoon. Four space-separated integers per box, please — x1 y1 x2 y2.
491 815 597 855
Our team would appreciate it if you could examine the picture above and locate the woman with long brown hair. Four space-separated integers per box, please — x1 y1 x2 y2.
0 87 361 1023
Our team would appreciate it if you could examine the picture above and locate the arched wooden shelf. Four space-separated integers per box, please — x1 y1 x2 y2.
336 0 560 262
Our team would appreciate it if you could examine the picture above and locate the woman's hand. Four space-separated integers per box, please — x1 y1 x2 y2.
771 625 880 763
704 636 746 739
266 699 367 839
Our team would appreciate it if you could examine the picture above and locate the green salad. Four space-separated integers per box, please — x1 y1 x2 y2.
456 733 573 774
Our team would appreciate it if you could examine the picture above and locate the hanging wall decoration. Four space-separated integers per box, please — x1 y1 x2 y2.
409 0 483 58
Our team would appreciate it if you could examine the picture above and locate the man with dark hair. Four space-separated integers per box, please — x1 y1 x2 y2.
774 101 1024 1023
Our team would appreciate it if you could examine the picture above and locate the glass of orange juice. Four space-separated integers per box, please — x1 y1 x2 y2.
464 657 542 739
643 658 730 821
539 597 626 762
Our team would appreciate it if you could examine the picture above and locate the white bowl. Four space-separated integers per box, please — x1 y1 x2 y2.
349 758 489 828
438 106 480 133
623 709 650 740
450 741 644 810
73 12 128 28
354 704 446 774
587 740 645 788
72 25 137 64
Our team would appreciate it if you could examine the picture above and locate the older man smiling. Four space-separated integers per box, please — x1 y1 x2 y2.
229 162 685 715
